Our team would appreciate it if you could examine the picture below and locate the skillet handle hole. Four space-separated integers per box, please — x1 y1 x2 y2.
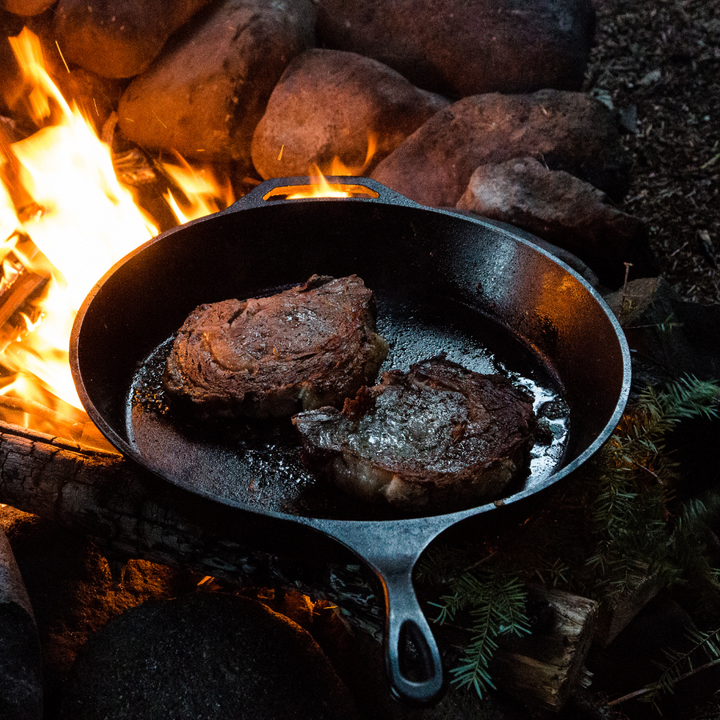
398 619 436 684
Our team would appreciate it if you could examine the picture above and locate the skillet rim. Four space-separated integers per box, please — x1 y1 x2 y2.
69 183 631 528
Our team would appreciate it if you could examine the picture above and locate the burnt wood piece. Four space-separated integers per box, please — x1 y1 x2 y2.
164 274 388 419
593 574 662 648
0 421 595 707
0 266 48 329
492 585 598 711
0 421 385 635
0 524 43 720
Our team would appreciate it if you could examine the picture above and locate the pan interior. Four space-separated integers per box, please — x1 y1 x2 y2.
126 285 569 521
72 197 628 526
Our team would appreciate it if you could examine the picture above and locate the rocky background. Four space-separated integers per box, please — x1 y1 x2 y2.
0 0 688 295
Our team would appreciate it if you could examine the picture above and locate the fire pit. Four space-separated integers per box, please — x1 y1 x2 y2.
0 0 718 717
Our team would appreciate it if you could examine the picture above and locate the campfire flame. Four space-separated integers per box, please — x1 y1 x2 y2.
0 29 232 438
162 153 235 223
284 136 378 199
0 28 370 441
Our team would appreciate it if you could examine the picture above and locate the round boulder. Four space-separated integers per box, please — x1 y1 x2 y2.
317 0 596 98
252 49 449 179
52 0 216 79
456 157 657 287
372 90 632 208
1 0 56 16
117 0 316 167
59 592 361 720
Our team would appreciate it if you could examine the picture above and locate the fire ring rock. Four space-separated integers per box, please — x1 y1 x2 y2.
317 0 596 98
59 593 361 720
52 0 217 79
117 0 316 167
251 48 449 179
456 157 657 288
372 90 632 209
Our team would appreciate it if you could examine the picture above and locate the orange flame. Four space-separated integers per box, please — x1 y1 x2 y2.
0 29 230 438
284 135 379 199
0 28 374 440
0 29 156 418
162 153 235 223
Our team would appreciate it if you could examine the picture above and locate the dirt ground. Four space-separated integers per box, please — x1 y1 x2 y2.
586 0 720 305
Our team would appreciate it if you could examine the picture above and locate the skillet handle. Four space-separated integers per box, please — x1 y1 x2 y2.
306 516 448 704
224 175 417 211
381 562 445 704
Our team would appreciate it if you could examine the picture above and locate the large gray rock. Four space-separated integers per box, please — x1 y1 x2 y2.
317 0 595 98
372 90 632 208
456 157 656 287
59 593 361 720
251 49 449 179
52 0 216 79
0 526 42 720
117 0 315 166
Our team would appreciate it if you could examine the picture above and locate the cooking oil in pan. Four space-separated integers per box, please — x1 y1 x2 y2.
127 291 570 520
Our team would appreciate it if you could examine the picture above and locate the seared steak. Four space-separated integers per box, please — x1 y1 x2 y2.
164 275 388 419
292 356 537 511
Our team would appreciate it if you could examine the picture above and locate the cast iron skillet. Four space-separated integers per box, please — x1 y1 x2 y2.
70 177 630 704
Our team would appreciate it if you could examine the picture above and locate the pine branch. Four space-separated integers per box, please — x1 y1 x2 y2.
607 657 720 707
608 626 720 708
432 570 530 698
583 376 720 606
417 376 720 705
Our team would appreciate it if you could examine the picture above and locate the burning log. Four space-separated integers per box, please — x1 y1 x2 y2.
0 420 599 709
0 420 385 629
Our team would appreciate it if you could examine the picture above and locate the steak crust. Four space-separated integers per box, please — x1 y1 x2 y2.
163 275 389 419
292 356 537 511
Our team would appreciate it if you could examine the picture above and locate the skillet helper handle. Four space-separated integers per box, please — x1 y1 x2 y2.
381 564 445 704
225 176 415 211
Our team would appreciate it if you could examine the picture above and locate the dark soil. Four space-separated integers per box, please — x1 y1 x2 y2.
585 0 720 305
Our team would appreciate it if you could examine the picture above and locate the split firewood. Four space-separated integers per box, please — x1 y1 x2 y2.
593 574 662 648
0 420 385 634
0 524 43 720
492 585 598 711
0 420 596 708
0 266 48 329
